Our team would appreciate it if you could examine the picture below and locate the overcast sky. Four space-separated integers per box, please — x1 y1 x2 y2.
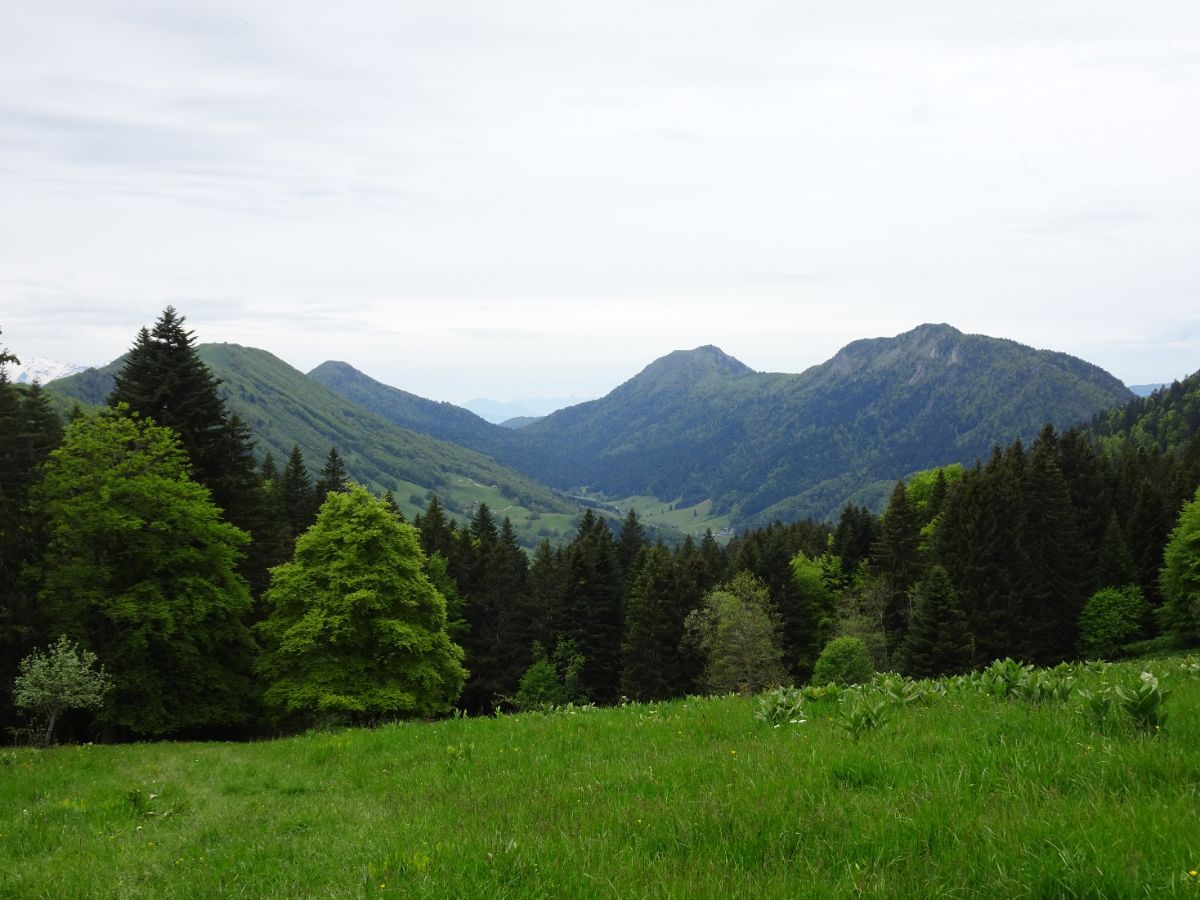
2 1 1199 403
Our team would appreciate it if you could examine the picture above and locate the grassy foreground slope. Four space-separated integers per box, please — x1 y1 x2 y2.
4 657 1199 898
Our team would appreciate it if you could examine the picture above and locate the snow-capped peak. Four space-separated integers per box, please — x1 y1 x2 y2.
3 356 90 385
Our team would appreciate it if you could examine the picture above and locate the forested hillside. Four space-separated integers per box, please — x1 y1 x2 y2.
312 325 1134 529
307 359 521 460
49 343 578 539
1088 368 1200 458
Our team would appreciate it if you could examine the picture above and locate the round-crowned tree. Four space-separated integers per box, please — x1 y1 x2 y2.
1078 585 1148 659
811 636 875 687
257 485 466 728
34 408 255 737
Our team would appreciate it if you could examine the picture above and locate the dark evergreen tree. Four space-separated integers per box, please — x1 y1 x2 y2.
936 452 1024 665
416 495 456 560
620 544 685 700
489 518 535 699
244 470 293 603
313 446 350 500
457 503 512 711
1 343 61 727
1017 427 1088 663
831 503 880 581
615 508 648 593
260 451 279 483
899 567 972 677
697 529 727 589
561 510 623 702
525 539 566 652
107 307 260 533
1057 427 1113 593
1095 512 1137 590
281 444 317 538
872 481 924 657
1126 475 1170 608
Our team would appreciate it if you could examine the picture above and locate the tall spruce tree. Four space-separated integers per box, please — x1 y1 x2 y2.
561 510 623 703
937 451 1026 665
1018 427 1088 663
525 539 566 653
900 566 972 677
1095 512 1137 590
281 445 317 538
872 481 924 657
620 544 684 700
313 446 350 500
107 307 260 533
831 504 879 581
416 495 456 560
615 509 648 594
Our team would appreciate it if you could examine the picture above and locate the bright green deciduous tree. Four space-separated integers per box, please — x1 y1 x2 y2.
684 572 786 695
34 409 255 737
811 636 875 686
1078 585 1148 659
1159 486 1200 645
257 485 466 727
14 636 112 747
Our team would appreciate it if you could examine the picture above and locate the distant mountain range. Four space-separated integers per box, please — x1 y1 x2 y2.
463 396 589 424
1127 383 1169 398
46 323 1151 533
311 323 1136 525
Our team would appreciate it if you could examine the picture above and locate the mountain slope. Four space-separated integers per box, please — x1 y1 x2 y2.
307 360 519 459
508 324 1134 523
49 344 579 543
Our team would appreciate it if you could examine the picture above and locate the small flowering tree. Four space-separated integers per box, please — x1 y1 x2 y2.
14 636 112 747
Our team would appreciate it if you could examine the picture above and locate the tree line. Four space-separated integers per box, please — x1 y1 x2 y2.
3 310 1200 741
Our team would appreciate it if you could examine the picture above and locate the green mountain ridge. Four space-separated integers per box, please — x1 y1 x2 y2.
503 323 1137 523
53 323 1144 538
314 323 1134 527
48 344 581 546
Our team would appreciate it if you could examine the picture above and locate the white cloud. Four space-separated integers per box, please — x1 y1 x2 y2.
2 0 1198 400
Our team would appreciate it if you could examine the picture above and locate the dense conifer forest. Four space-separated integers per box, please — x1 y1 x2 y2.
3 311 1199 738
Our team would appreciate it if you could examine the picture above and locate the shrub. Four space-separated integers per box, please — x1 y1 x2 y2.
1078 585 1148 659
512 640 585 711
811 636 874 687
14 636 111 747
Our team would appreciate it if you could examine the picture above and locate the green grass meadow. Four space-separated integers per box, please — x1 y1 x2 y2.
4 658 1200 898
